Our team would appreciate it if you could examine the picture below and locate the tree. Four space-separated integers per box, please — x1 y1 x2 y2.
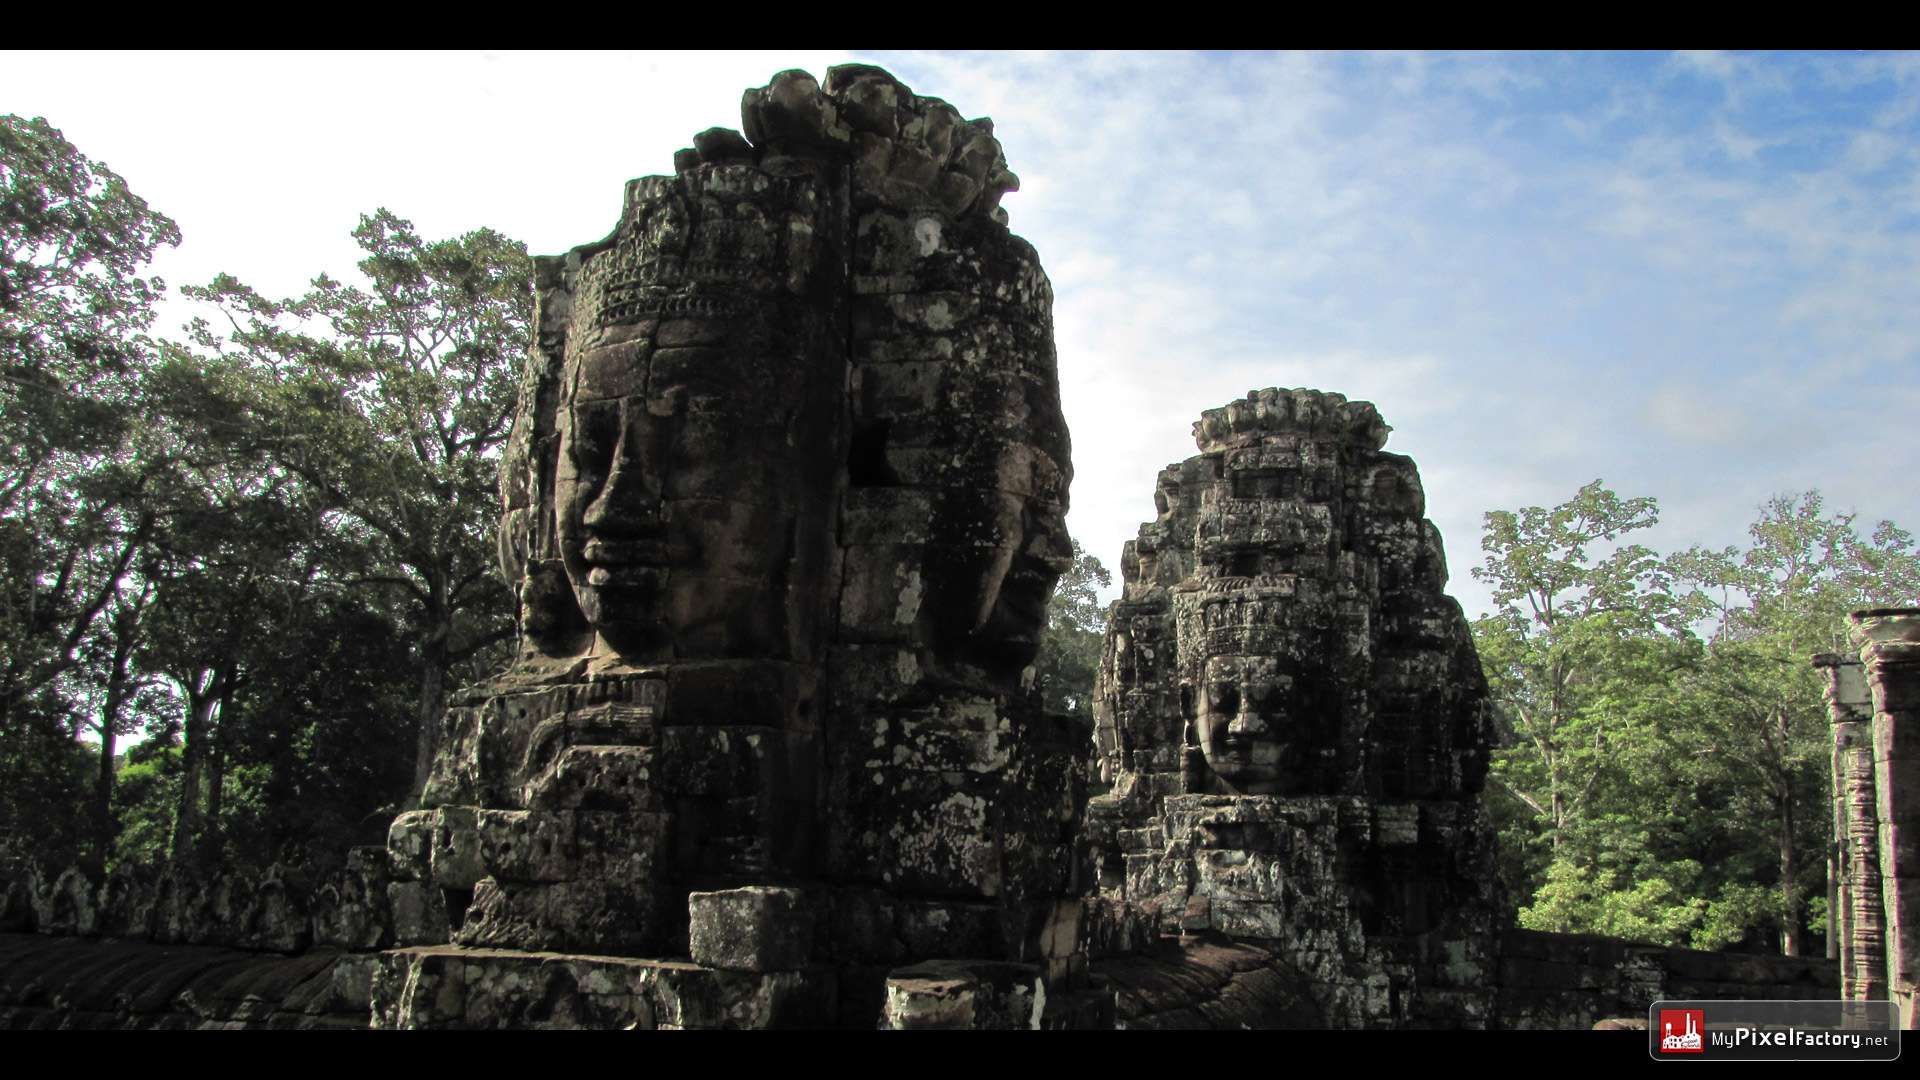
180 210 529 798
1665 493 1920 955
1037 539 1113 724
1476 483 1920 954
1471 481 1686 859
0 115 178 867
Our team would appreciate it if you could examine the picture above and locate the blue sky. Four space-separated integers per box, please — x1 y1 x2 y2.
5 50 1916 620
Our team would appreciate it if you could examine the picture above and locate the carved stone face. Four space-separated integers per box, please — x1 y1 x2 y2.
957 493 1074 672
1196 654 1294 793
554 318 813 661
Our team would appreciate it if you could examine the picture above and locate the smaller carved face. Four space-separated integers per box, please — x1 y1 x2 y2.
1196 654 1294 793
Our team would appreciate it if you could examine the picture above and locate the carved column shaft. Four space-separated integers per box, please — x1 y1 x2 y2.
1852 608 1920 1029
1816 652 1883 1000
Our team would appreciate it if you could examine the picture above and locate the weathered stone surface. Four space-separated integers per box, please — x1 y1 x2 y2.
1492 928 1837 1030
1818 651 1885 1002
6 61 1884 1030
0 932 374 1030
688 887 812 972
1848 607 1920 1029
372 945 834 1029
372 62 1081 1028
1092 935 1322 1030
879 958 1051 1030
1086 389 1504 1028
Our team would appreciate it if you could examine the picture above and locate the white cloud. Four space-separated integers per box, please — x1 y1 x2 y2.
7 49 1918 624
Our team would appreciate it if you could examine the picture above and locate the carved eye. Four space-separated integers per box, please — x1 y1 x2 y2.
570 402 623 469
1208 682 1239 714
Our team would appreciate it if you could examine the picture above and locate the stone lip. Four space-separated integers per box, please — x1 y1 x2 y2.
1850 608 1920 643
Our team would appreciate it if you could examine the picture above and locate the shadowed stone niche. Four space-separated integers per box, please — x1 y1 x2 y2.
378 65 1096 1028
1085 388 1505 1029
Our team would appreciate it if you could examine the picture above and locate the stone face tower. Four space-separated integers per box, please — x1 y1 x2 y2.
378 66 1090 1028
1087 388 1505 1028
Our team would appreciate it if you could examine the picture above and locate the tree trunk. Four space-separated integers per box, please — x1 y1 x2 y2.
412 615 450 803
170 669 226 864
203 739 225 862
93 608 140 864
1781 788 1801 957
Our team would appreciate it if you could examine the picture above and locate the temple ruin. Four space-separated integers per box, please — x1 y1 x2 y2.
0 64 1859 1030
1817 609 1920 1030
1083 388 1507 1027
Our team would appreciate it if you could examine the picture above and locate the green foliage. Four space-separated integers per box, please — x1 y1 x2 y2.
0 115 179 868
1695 883 1782 952
1 120 530 878
1519 857 1709 946
112 741 181 865
1478 482 1920 954
179 209 531 797
1036 539 1112 723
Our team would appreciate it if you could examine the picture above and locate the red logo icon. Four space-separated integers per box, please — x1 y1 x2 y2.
1660 1009 1705 1053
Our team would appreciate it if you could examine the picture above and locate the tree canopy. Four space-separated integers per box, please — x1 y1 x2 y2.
1475 482 1920 954
0 116 529 876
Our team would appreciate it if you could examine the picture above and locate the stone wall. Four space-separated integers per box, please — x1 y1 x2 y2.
1 849 390 955
0 855 389 1029
1495 928 1838 1030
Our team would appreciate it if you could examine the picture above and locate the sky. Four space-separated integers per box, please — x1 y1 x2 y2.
4 50 1918 620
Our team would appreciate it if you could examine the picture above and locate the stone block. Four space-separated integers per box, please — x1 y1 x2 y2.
645 962 835 1030
663 662 797 728
879 703 1011 774
1211 899 1285 939
572 810 673 881
853 361 946 425
387 810 437 882
456 877 673 957
1879 820 1920 872
1876 752 1920 825
474 809 575 883
564 685 661 745
310 852 392 951
430 806 486 890
688 887 813 972
659 726 779 798
1499 956 1583 991
386 880 450 946
827 644 929 705
837 545 927 643
1874 712 1916 764
840 487 936 547
30 866 97 937
523 746 659 812
881 960 977 1029
829 765 1002 896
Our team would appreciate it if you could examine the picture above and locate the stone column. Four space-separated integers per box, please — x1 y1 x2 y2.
1815 652 1882 1000
1851 608 1920 1029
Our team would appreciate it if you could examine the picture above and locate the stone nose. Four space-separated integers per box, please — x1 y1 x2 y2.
583 448 662 533
1228 709 1268 738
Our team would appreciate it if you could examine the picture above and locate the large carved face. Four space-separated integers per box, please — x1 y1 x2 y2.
952 491 1074 673
554 317 813 661
1196 653 1296 793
